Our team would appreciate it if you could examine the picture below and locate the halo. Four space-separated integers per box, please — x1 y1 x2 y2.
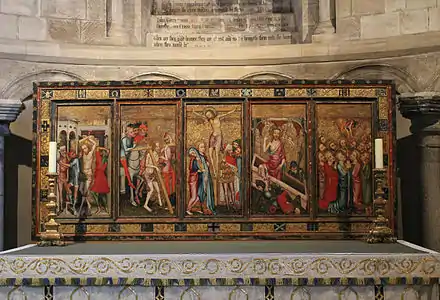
202 106 217 117
269 125 282 136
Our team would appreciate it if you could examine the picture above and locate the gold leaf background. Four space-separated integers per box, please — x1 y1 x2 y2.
58 105 110 126
252 104 306 169
185 104 242 149
121 105 177 143
316 104 372 143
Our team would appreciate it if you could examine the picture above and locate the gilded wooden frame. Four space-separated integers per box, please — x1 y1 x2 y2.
32 80 395 241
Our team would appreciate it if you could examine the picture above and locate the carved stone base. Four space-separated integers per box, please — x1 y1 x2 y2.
37 239 67 247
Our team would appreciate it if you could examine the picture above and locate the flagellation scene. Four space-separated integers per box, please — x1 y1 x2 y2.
55 105 113 218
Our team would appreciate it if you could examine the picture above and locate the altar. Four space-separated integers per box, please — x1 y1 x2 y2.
0 240 439 299
8 79 436 299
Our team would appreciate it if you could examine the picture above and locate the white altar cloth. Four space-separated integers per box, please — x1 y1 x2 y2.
0 240 438 299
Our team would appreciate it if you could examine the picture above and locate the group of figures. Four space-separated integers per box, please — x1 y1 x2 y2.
120 121 176 215
57 135 111 217
53 102 374 219
186 105 242 216
316 111 373 215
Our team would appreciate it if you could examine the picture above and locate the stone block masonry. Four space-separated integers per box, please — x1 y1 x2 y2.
0 0 439 47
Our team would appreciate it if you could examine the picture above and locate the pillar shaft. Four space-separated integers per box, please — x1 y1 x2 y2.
0 99 24 251
315 0 335 35
399 92 440 250
108 0 129 43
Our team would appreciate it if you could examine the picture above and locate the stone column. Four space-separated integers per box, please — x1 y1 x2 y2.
108 0 129 44
0 99 24 251
399 92 440 251
313 0 336 40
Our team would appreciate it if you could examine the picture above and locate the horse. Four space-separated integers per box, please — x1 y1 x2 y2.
126 149 143 206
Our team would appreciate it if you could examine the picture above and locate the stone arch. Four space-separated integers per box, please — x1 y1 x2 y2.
1 69 85 101
332 64 420 94
240 71 294 80
428 73 440 92
128 71 187 81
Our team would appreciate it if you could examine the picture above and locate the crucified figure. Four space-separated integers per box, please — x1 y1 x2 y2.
192 106 236 176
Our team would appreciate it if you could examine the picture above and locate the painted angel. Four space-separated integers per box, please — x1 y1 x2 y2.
336 118 359 139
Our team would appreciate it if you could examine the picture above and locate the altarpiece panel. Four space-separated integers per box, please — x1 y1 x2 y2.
33 81 395 241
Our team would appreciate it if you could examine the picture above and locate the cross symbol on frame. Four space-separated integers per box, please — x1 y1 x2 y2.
208 223 220 232
41 120 50 132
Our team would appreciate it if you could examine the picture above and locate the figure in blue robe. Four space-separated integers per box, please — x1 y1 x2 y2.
189 146 216 215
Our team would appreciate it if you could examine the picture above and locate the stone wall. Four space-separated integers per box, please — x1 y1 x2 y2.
2 43 440 247
0 0 439 48
336 0 440 40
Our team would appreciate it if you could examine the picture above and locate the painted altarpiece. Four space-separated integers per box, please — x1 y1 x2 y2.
33 81 395 241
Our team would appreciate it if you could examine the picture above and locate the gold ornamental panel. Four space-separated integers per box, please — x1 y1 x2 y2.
153 224 174 233
186 89 209 98
349 88 376 98
40 167 49 189
378 96 389 119
59 224 76 234
40 100 51 119
253 223 273 232
286 223 308 232
40 133 49 155
316 88 339 97
252 89 273 98
87 225 109 234
219 223 241 233
150 89 176 98
87 89 111 99
53 90 76 100
219 89 241 98
120 224 141 233
285 88 307 97
317 223 340 232
187 224 208 233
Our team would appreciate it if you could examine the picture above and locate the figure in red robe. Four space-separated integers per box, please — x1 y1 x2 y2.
90 148 110 214
277 190 294 214
319 152 338 210
263 127 286 180
160 133 176 196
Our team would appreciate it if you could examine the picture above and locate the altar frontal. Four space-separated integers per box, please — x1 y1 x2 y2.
32 80 396 241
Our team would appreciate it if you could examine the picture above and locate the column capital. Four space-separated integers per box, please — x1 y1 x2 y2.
398 92 440 134
0 99 25 135
398 92 440 119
